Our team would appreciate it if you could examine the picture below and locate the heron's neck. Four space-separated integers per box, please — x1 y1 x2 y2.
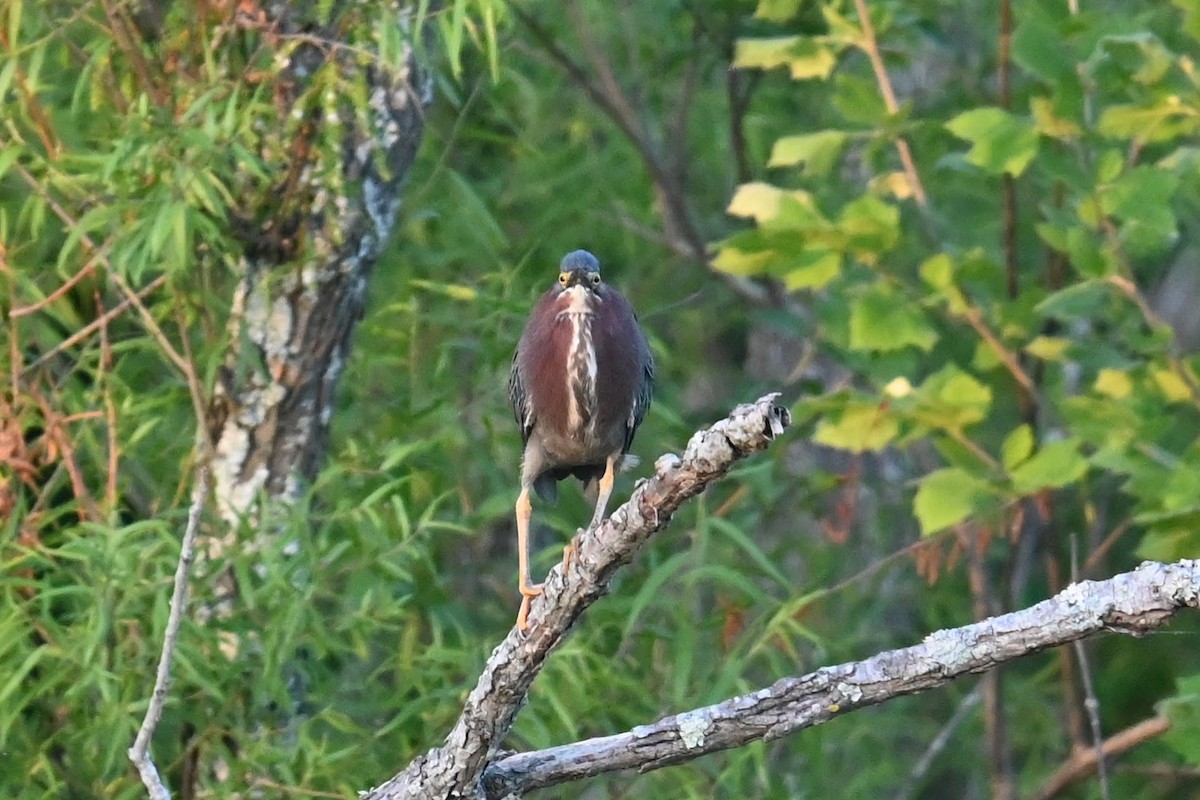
564 304 597 437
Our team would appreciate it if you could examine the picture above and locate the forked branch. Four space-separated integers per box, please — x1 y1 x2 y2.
363 382 1198 799
364 395 792 799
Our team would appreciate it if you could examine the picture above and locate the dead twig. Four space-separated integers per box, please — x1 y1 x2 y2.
128 461 212 800
894 686 983 800
1071 534 1111 800
851 0 930 214
1031 716 1171 800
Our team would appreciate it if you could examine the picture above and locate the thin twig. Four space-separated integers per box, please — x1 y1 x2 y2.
20 276 168 378
1106 272 1200 408
9 240 110 317
1044 552 1090 750
1071 534 1111 800
960 303 1038 398
1031 716 1171 800
894 686 983 800
128 462 211 800
509 3 731 284
968 526 1015 800
851 0 930 213
1083 518 1133 577
727 69 759 185
7 154 195 382
820 526 957 599
108 272 192 377
667 17 703 180
0 246 25 394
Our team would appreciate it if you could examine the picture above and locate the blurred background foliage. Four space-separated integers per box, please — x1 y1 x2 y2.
2 0 1200 798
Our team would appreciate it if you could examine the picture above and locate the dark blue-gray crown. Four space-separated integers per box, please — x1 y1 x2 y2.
560 250 600 274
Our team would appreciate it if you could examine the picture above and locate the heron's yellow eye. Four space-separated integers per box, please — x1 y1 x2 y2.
558 272 569 285
590 273 601 286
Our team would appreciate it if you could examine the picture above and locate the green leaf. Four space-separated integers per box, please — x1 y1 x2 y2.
812 401 899 452
1035 280 1110 319
706 517 791 589
754 0 803 22
916 366 993 428
733 37 838 79
1174 0 1200 41
1030 96 1081 140
1009 439 1088 494
1137 527 1200 561
848 286 938 352
1098 101 1199 143
1095 32 1174 85
440 0 468 80
1012 15 1077 83
1025 336 1071 361
769 131 848 175
0 143 21 181
782 249 843 290
711 244 773 277
919 253 954 290
838 195 900 260
1158 674 1200 762
1001 425 1034 470
1094 368 1133 399
1101 166 1180 256
946 107 1039 176
1152 368 1194 403
1066 227 1115 277
726 182 786 222
914 468 991 535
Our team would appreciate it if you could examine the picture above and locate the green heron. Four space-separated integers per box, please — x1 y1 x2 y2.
508 250 654 629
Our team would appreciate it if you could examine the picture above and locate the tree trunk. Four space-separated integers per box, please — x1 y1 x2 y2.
205 4 431 529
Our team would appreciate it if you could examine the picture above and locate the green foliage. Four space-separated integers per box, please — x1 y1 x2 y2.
946 107 1040 176
4 0 1200 798
720 1 1200 559
1160 673 1200 762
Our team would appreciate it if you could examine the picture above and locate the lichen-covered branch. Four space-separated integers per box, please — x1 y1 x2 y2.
364 394 792 799
482 560 1199 797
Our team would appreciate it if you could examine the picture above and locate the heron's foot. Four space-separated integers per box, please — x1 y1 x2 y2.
516 582 544 631
561 529 586 572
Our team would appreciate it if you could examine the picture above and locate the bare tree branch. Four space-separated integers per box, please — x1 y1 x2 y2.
363 395 792 799
480 560 1198 797
1031 715 1172 800
128 463 211 800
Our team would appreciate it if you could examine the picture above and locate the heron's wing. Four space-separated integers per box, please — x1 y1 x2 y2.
625 338 654 452
509 349 535 444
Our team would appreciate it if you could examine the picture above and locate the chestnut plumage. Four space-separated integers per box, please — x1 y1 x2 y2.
508 250 654 629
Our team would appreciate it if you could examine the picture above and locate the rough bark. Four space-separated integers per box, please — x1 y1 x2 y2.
206 3 432 527
365 512 1196 800
364 394 793 799
481 559 1198 797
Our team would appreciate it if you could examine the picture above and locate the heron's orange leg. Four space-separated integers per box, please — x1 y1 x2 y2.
516 486 542 631
588 454 618 530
